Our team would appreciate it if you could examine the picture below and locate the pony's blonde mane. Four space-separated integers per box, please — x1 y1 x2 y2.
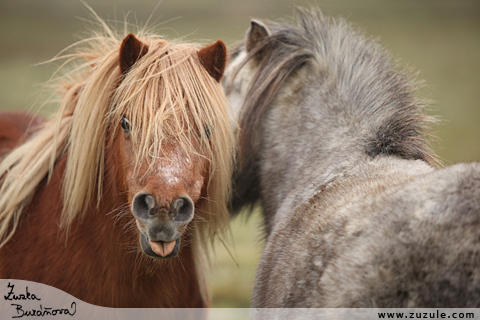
0 20 233 298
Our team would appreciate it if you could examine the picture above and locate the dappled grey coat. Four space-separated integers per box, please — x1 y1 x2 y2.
225 7 480 308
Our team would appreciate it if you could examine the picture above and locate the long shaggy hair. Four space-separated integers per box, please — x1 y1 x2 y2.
231 8 438 173
0 16 234 292
227 8 439 218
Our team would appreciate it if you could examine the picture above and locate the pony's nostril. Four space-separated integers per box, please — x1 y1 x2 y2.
172 196 194 221
132 193 156 219
145 195 156 215
173 198 185 211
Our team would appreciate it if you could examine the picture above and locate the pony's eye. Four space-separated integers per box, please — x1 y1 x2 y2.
121 117 131 133
204 125 211 140
199 125 211 140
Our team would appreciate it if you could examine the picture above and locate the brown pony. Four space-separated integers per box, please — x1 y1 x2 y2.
0 21 234 307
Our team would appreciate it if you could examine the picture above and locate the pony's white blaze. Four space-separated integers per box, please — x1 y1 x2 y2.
155 162 182 188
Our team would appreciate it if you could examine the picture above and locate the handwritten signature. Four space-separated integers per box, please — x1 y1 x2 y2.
4 282 76 318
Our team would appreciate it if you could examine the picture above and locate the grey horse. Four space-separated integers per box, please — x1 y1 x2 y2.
224 8 480 308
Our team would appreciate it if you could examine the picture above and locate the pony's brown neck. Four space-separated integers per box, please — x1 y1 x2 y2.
81 135 207 307
0 138 205 308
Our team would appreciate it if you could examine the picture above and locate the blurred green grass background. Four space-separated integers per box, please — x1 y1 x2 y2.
1 0 479 308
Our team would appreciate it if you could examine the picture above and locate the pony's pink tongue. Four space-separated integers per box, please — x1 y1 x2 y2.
149 240 176 257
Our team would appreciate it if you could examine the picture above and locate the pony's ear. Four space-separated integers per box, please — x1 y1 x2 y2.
245 19 270 53
198 40 227 82
119 33 149 74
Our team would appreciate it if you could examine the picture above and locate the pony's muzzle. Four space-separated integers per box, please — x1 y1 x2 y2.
132 192 195 258
132 192 194 222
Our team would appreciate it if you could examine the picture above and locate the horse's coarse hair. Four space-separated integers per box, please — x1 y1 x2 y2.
227 7 438 225
234 10 437 166
0 17 234 288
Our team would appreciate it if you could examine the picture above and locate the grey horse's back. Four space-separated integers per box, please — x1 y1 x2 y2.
253 161 480 307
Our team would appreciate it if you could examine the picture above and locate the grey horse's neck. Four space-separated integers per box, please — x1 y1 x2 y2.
262 142 434 237
257 74 435 232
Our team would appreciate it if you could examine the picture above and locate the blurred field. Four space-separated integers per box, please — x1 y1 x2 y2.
1 0 479 308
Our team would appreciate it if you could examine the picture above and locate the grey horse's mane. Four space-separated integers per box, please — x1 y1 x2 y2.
232 8 438 189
